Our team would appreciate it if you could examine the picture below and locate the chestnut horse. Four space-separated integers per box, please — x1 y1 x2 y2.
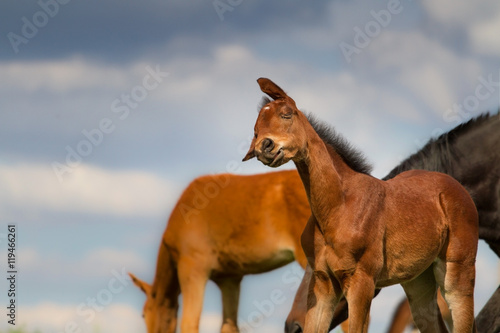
286 112 500 333
129 171 311 333
243 78 478 332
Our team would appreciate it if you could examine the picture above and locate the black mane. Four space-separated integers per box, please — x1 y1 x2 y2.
383 113 494 180
306 113 373 175
257 97 272 111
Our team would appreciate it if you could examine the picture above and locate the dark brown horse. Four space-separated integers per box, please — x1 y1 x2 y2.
243 78 479 332
286 112 500 333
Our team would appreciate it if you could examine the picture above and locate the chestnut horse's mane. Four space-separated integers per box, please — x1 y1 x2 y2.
384 112 498 180
305 113 373 175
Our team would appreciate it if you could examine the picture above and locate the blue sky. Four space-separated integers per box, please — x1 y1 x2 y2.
0 0 499 332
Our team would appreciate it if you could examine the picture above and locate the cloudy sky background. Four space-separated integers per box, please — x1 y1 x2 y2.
0 0 499 332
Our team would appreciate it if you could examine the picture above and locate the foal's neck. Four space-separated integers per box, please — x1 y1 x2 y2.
294 123 356 228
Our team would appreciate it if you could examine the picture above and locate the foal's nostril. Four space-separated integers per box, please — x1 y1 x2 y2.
284 322 303 333
262 138 274 152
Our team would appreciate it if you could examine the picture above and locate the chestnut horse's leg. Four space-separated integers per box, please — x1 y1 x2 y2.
401 266 448 333
177 258 210 333
215 276 242 333
343 271 375 333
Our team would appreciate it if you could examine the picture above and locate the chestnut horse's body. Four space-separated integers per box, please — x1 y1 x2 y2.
130 171 311 333
244 78 479 332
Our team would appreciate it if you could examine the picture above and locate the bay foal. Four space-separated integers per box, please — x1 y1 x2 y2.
286 112 500 333
243 78 478 332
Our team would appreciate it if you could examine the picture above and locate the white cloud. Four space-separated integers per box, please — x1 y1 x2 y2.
0 37 484 169
0 56 172 98
18 302 145 333
469 10 500 56
121 40 484 179
19 302 77 331
421 0 481 25
95 303 145 333
0 57 133 94
399 62 456 113
365 30 482 115
0 163 177 218
152 35 483 136
76 248 150 278
17 304 277 333
149 42 425 155
421 0 500 27
19 247 149 279
421 0 500 56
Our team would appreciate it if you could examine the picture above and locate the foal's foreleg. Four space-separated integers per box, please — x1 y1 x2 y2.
303 270 342 333
344 271 375 333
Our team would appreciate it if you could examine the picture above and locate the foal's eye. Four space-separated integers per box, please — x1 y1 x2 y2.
254 132 258 138
281 113 292 119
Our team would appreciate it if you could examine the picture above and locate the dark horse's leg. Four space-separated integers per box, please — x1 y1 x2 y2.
478 207 500 258
215 276 242 333
401 266 448 333
476 180 500 257
476 285 500 333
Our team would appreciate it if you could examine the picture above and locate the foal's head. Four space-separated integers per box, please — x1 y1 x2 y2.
243 78 310 167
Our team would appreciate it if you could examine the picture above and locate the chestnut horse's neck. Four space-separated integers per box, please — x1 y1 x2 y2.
151 241 180 309
294 118 358 229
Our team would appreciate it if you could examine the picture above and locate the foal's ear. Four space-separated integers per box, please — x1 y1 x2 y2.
256 78 289 100
257 78 297 108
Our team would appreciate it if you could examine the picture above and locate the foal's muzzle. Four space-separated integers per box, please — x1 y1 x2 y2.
261 138 275 152
285 321 303 333
255 138 284 167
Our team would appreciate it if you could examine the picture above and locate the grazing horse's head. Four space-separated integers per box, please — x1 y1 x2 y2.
243 78 309 167
129 273 178 333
